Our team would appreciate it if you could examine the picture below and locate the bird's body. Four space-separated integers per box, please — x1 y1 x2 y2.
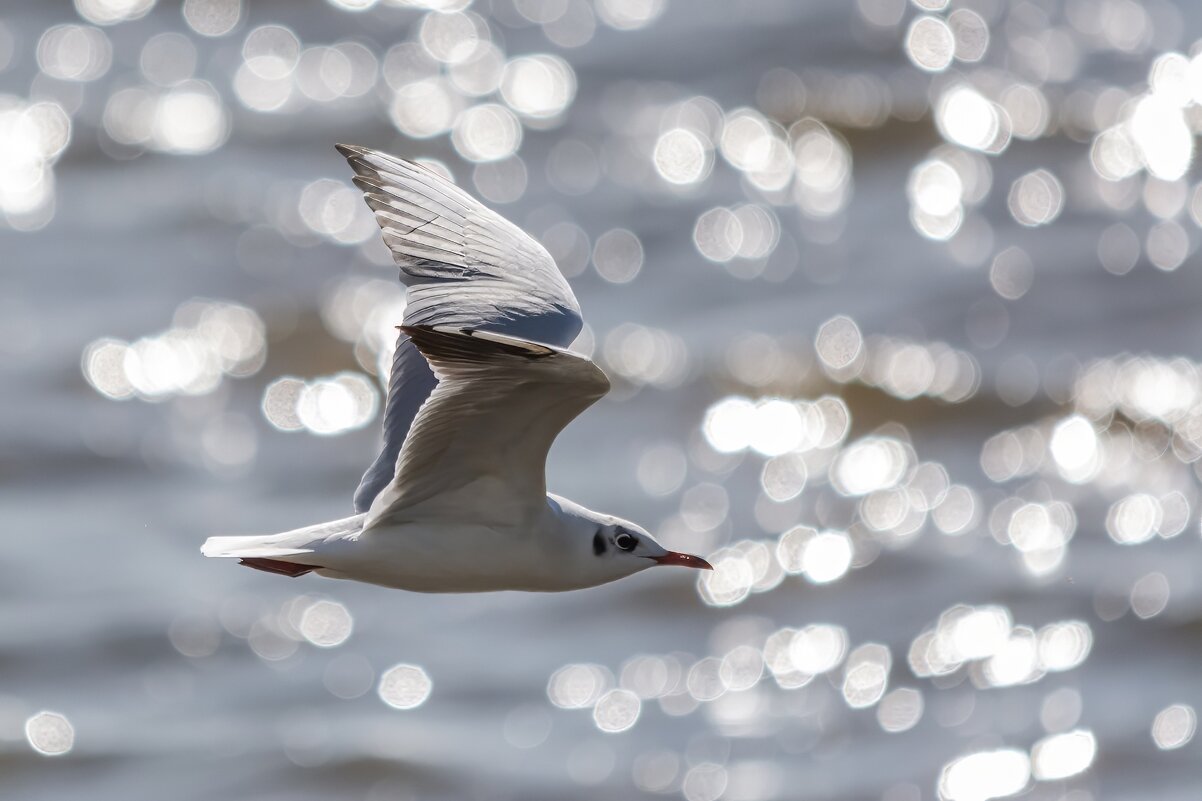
202 145 710 592
206 494 666 593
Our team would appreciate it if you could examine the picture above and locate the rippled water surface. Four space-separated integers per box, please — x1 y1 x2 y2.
4 1 1202 799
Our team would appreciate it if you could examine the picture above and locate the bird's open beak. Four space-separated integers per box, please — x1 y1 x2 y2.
652 551 713 570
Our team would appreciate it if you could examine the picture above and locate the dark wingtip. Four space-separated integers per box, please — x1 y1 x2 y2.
335 142 365 159
351 174 385 193
400 325 554 364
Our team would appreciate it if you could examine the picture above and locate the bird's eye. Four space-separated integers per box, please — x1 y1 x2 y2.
615 531 637 551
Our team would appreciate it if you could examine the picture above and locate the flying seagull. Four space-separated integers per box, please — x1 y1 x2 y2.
202 144 711 592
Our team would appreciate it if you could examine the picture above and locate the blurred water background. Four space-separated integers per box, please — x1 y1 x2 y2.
4 0 1202 799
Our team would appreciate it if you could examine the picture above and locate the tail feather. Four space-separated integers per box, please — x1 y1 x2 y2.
200 535 312 559
201 514 365 579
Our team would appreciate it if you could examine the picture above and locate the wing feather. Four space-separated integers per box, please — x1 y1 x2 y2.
361 326 609 531
338 144 585 513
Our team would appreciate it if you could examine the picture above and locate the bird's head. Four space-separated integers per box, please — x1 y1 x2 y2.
548 496 711 587
590 520 713 574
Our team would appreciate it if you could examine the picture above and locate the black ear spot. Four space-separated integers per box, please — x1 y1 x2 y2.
593 531 606 556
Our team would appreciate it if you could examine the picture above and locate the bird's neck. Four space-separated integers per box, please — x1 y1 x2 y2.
527 496 606 590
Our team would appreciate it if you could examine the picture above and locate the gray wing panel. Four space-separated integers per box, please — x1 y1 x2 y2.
352 333 435 513
339 144 584 512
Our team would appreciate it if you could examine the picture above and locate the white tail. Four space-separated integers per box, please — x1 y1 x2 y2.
201 513 366 559
200 536 313 559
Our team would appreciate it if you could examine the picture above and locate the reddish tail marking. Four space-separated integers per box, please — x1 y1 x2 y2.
238 558 322 577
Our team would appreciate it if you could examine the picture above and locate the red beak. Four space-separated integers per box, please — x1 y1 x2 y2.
652 551 713 570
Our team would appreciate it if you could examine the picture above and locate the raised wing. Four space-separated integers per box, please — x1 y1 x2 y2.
361 326 610 531
337 144 585 513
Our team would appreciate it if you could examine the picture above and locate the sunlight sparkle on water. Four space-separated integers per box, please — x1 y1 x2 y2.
595 0 665 30
815 315 863 371
877 687 924 733
789 624 848 675
761 454 807 502
1106 493 1161 544
37 24 111 82
182 0 242 37
297 599 353 647
697 549 754 607
390 78 459 138
719 644 764 692
242 24 300 80
1004 502 1075 576
548 663 612 709
500 54 576 119
938 749 1029 801
693 204 781 264
378 664 432 710
949 8 989 62
0 97 71 228
905 16 955 72
655 127 710 185
908 159 963 220
24 711 74 756
593 228 644 284
1037 621 1092 672
801 530 853 584
452 103 522 162
791 119 853 218
619 654 677 700
935 85 1003 153
418 11 483 65
593 689 641 733
449 40 504 96
1008 169 1063 227
263 371 377 435
842 643 890 708
293 372 378 435
601 323 687 387
1031 729 1096 781
681 762 727 801
950 606 1011 661
83 300 265 402
1049 415 1099 483
1152 704 1196 750
983 627 1041 688
152 82 229 154
298 178 376 243
833 437 908 496
1130 571 1170 619
75 0 155 25
702 396 831 456
685 656 724 702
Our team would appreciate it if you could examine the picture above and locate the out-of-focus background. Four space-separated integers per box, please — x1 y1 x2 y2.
4 0 1202 798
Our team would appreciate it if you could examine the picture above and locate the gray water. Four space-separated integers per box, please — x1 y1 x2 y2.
3 1 1202 799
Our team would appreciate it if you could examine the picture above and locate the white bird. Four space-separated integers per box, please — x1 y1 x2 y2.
202 144 711 592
